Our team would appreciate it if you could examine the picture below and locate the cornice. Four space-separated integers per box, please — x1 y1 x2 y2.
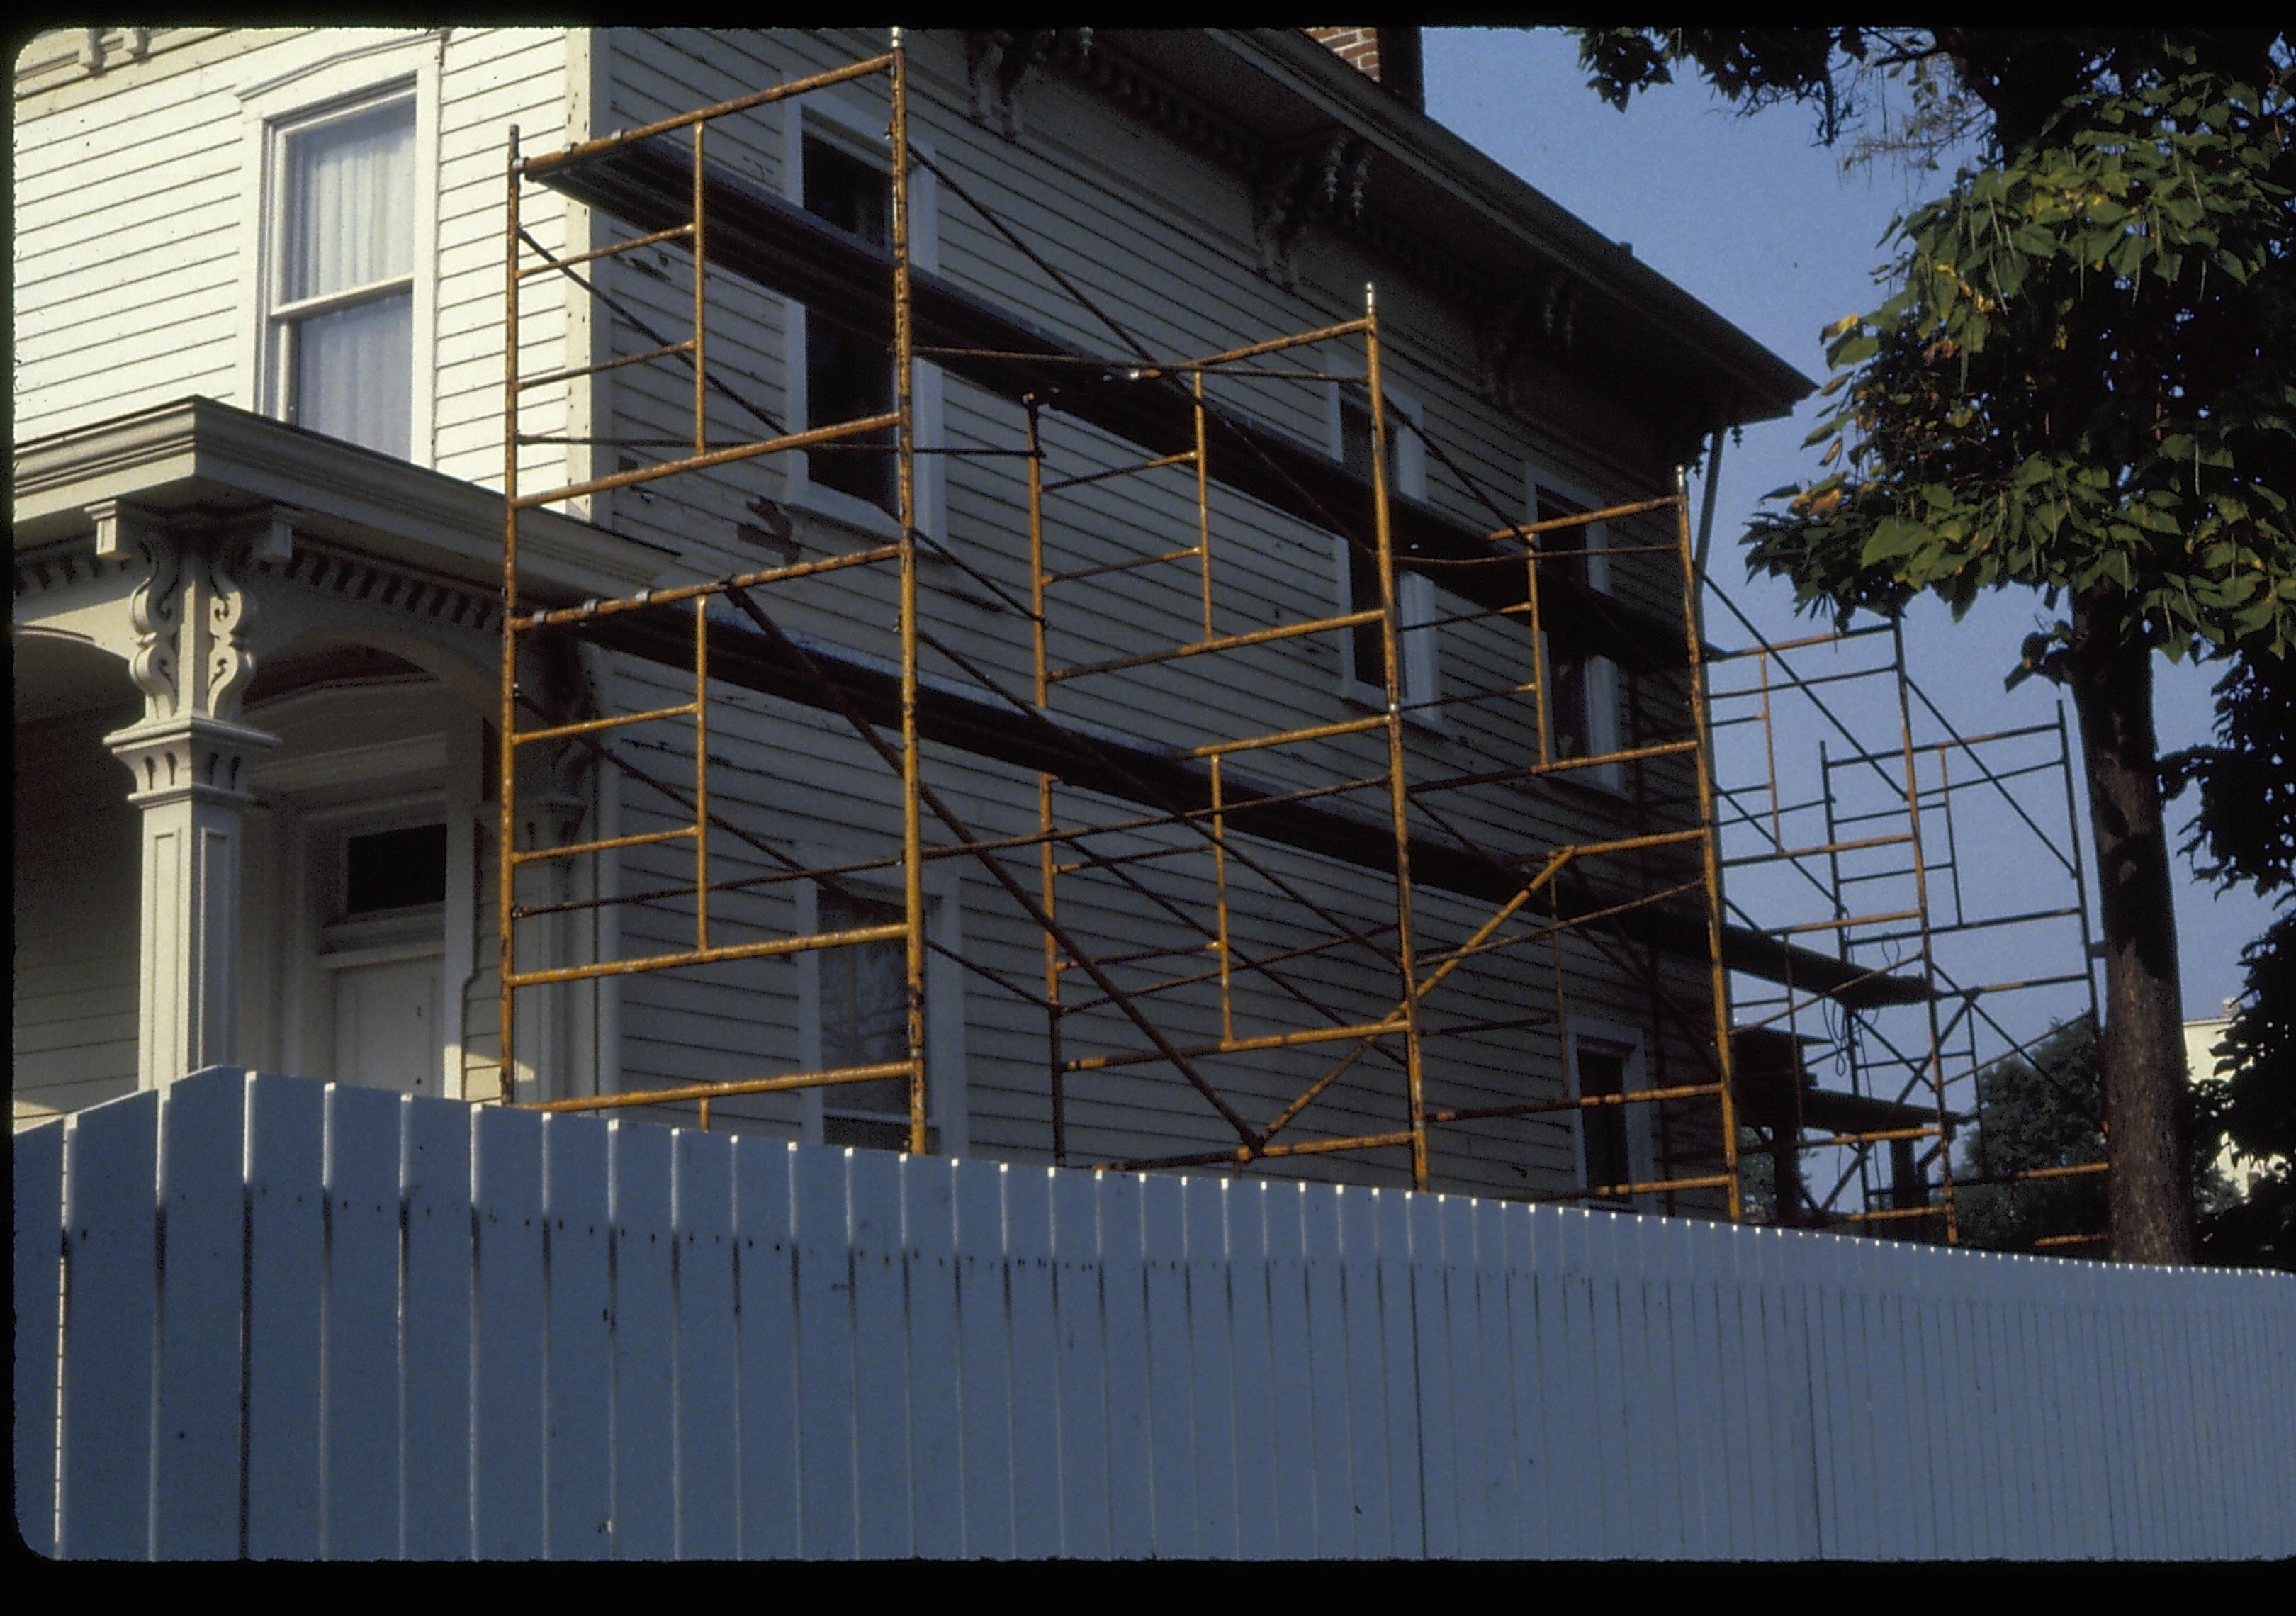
1045 33 1487 311
1069 30 1809 430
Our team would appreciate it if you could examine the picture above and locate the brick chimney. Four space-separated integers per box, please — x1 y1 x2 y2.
1306 26 1424 113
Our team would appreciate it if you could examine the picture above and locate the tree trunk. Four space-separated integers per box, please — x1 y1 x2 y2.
2066 588 2194 1263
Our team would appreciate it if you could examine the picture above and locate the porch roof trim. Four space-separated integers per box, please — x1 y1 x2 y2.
11 397 671 605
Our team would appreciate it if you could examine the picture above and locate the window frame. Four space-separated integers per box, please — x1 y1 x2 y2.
794 860 967 1156
1528 468 1626 792
1327 366 1439 722
780 91 945 543
1566 1019 1654 1211
235 33 441 466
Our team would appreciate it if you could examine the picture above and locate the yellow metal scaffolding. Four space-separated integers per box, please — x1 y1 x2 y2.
493 34 2098 1242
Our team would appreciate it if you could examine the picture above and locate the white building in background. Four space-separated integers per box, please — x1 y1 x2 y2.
2187 1008 2277 1199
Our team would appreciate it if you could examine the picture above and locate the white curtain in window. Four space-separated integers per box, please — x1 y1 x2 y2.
283 99 414 301
296 296 412 459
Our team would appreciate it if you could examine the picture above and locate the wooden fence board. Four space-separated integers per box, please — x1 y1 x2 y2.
1185 1174 1241 1560
952 1158 1015 1559
152 1071 245 1559
323 1084 405 1561
901 1155 966 1559
1373 1189 1423 1557
244 1079 323 1559
1298 1178 1355 1558
1004 1163 1063 1557
59 1090 160 1559
541 1111 611 1559
1336 1186 1392 1558
672 1129 739 1559
848 1147 913 1559
472 1104 547 1559
731 1135 800 1559
792 1144 858 1559
1096 1169 1156 1560
401 1094 473 1559
14 1111 67 1558
1051 1166 1111 1557
1226 1179 1279 1559
1141 1169 1196 1559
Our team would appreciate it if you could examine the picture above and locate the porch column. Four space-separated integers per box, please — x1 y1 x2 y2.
92 500 290 1090
104 715 279 1087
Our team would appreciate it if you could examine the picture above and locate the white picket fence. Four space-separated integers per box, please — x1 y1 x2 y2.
16 1069 2295 1559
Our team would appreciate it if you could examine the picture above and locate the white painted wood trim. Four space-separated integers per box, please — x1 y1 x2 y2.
232 32 445 468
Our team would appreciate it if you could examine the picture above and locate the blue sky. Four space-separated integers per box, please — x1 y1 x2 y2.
1425 27 2272 1031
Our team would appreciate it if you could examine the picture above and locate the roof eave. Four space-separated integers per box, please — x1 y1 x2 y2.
1175 28 1812 428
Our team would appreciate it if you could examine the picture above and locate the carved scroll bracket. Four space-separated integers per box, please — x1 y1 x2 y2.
964 29 1093 139
88 500 303 726
1252 127 1371 290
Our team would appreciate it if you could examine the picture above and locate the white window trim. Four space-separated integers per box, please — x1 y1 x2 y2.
235 33 441 467
794 860 967 1157
278 790 454 1096
243 690 483 1101
780 91 945 544
1327 366 1439 722
1566 1019 1654 1212
1528 466 1626 792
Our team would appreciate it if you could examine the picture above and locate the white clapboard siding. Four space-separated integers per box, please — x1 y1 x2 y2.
19 1069 2296 1562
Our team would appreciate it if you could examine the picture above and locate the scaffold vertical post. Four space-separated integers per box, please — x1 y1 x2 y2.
1891 616 1955 1241
1363 287 1430 1190
500 123 523 1106
1040 772 1065 1164
1028 398 1048 708
1193 372 1214 640
891 30 928 1157
1676 469 1741 1218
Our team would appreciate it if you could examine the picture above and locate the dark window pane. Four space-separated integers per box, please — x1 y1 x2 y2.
802 135 889 246
806 315 896 512
1348 537 1388 690
1535 487 1592 590
1536 488 1599 762
1580 1047 1631 1193
1340 392 1397 689
1551 651 1592 760
823 1115 938 1155
802 135 897 513
345 824 448 914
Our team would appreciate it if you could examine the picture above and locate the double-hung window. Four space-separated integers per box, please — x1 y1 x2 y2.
1569 1026 1650 1207
271 93 417 459
782 102 942 537
799 870 966 1155
1333 380 1436 712
1533 481 1623 789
